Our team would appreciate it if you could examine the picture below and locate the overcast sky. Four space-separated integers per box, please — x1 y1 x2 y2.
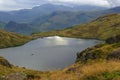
0 0 119 11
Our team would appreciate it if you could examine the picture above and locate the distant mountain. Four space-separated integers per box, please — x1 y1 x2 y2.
0 4 107 23
1 4 120 35
32 4 106 11
0 12 12 23
5 21 35 35
104 6 120 13
31 11 102 31
30 6 120 31
0 21 5 29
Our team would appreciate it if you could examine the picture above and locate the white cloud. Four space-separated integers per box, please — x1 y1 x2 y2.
0 0 3 4
0 0 120 11
48 0 110 7
107 0 120 7
0 0 47 11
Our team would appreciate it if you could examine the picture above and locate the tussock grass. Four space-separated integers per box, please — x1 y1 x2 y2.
81 60 120 80
37 60 120 80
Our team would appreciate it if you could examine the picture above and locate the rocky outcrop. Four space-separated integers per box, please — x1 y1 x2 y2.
1 72 27 80
76 46 104 63
106 35 120 44
107 48 120 60
0 56 12 68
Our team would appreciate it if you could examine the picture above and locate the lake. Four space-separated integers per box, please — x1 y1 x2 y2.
0 36 99 71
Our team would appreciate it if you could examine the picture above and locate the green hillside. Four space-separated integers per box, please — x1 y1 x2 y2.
33 14 120 40
31 11 101 31
0 29 31 48
5 21 36 35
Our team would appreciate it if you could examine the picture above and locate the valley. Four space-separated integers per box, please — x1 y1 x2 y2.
0 3 120 80
0 12 120 79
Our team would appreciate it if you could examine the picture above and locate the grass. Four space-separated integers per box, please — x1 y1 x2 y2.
37 60 120 80
0 29 32 48
32 14 120 40
0 56 46 79
80 60 120 80
0 58 120 80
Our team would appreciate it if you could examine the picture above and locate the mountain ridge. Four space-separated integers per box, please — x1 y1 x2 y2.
1 5 120 35
0 4 107 23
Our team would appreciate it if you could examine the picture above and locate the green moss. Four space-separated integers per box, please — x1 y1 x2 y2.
103 71 120 80
84 71 120 80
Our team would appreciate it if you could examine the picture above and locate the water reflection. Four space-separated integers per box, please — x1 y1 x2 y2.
46 36 69 45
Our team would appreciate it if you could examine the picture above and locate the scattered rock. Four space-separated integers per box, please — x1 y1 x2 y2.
1 72 27 80
106 35 120 44
76 49 103 63
107 48 120 60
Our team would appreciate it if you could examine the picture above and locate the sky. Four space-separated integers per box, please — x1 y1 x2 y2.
0 0 119 11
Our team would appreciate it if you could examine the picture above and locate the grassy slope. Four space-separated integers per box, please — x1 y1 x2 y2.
0 29 31 48
33 14 120 40
39 61 120 80
0 56 46 79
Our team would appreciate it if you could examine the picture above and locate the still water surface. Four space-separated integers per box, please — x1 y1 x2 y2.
0 36 99 71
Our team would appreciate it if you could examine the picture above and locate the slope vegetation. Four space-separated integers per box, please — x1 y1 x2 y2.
33 14 120 40
0 29 31 48
0 56 45 79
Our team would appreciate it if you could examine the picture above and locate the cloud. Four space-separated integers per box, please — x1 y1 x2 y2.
0 0 119 11
48 0 110 7
107 0 120 7
0 0 47 11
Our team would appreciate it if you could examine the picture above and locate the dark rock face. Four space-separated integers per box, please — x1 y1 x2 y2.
106 35 120 44
107 48 120 60
0 56 12 68
76 47 104 63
